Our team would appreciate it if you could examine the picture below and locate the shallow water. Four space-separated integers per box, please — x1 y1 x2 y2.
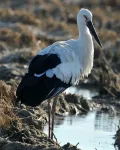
44 87 120 150
44 111 120 150
65 86 98 100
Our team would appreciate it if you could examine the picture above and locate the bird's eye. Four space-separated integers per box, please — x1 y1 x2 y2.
84 15 88 21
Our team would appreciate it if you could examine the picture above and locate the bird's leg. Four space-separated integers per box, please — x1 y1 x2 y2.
51 97 57 139
48 100 51 138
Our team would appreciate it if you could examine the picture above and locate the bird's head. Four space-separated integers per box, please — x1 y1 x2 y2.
77 8 102 48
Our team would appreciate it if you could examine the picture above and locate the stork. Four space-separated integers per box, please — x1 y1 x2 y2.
16 8 102 140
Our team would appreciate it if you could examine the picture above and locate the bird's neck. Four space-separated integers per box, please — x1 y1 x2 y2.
77 25 94 77
78 24 87 36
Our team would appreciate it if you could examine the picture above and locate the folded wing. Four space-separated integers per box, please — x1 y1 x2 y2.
16 42 82 107
16 53 70 106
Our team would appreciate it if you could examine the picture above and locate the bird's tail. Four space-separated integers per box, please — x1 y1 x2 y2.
16 73 45 107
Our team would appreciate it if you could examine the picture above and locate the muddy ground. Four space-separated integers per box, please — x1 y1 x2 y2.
0 0 120 150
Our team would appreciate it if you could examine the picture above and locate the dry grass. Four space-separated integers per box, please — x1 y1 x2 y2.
40 17 68 32
0 27 37 48
92 8 108 24
99 29 118 43
0 9 40 26
64 93 80 103
0 28 20 47
0 80 18 128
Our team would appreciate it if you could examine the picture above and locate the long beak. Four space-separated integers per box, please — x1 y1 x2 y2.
87 21 102 48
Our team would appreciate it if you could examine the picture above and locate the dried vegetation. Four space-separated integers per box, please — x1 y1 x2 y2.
0 9 40 25
0 80 18 128
0 0 120 139
0 0 120 149
0 27 37 48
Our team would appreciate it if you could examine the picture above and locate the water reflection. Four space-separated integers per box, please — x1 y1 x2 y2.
55 113 88 126
65 86 98 100
44 87 119 150
44 111 120 150
55 117 64 126
95 111 119 132
54 111 119 133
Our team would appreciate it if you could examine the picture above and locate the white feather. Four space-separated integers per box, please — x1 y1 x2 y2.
35 8 95 85
38 42 83 85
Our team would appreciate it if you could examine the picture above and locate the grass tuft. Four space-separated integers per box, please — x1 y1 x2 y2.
0 28 36 48
0 80 18 128
0 9 40 25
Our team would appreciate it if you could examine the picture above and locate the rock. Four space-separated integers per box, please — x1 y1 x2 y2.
62 142 81 150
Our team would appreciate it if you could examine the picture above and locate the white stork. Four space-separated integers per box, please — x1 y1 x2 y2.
16 8 102 139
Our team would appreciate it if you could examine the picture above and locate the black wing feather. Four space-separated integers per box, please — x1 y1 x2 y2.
16 54 71 107
46 87 66 99
28 54 61 74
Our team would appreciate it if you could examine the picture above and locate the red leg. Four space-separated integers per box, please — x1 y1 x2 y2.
48 100 51 138
51 97 57 139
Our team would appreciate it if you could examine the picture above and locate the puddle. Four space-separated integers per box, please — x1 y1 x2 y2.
44 111 119 150
44 87 119 150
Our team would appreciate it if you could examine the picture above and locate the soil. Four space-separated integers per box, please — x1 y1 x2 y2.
0 0 120 149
